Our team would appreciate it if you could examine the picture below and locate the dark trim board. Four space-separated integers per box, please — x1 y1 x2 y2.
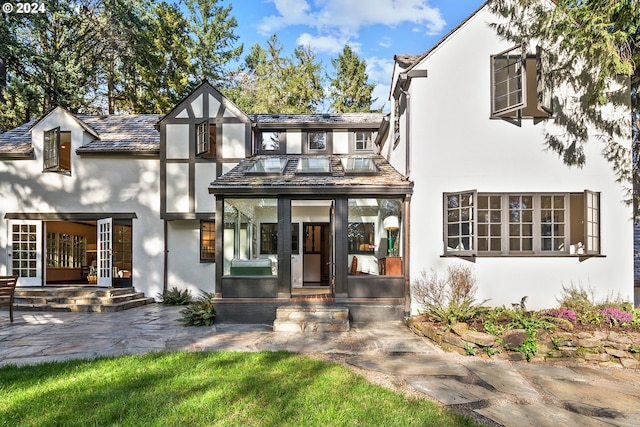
4 212 138 220
347 276 405 298
220 277 279 298
213 299 405 324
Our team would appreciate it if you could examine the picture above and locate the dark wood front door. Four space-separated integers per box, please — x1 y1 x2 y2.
303 223 330 285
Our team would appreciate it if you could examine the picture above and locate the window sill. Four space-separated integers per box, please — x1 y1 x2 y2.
442 253 605 262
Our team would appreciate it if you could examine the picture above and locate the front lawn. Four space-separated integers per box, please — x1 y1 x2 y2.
0 351 480 426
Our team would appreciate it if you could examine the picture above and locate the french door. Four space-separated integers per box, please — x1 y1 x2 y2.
8 220 42 286
97 218 112 287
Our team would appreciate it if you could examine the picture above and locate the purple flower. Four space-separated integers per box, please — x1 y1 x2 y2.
599 308 633 326
541 308 577 323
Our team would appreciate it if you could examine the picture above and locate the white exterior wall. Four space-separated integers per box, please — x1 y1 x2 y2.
166 220 215 295
398 7 634 310
0 108 164 299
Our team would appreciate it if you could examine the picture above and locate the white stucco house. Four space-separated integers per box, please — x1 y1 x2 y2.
0 2 635 321
382 2 635 310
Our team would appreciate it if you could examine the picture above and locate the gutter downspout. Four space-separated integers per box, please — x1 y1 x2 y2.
400 88 411 178
163 220 168 292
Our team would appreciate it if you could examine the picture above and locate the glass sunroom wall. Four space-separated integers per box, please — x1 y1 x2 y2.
347 198 403 275
223 198 278 276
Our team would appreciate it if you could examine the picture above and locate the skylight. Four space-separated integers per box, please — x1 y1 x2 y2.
297 157 331 173
247 158 287 173
341 157 378 173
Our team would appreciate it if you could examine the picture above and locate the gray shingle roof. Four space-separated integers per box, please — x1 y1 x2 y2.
0 120 36 156
210 154 413 196
0 114 161 156
75 115 161 153
251 113 384 126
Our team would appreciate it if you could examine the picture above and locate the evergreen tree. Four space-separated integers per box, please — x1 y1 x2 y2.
227 35 324 114
489 0 640 200
183 0 243 86
329 45 377 113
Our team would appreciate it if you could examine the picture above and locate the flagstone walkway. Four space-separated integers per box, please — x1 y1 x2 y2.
1 304 640 427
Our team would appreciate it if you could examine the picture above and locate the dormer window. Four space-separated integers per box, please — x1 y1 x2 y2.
490 45 552 124
43 127 71 172
196 120 216 158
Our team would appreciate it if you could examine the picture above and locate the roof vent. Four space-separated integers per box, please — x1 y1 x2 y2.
271 114 280 118
322 113 331 119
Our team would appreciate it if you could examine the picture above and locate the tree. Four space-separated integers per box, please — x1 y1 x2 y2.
227 35 324 114
328 45 377 113
0 0 104 128
488 0 640 202
183 0 243 86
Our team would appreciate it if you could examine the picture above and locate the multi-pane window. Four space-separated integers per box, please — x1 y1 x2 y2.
490 45 552 121
43 128 71 172
196 121 216 157
445 192 474 252
308 131 326 150
491 45 524 117
46 233 85 267
355 131 373 151
444 191 600 256
200 221 215 262
477 195 502 252
540 195 565 252
508 195 534 252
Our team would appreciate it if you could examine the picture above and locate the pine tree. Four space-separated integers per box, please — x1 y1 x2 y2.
329 45 377 113
489 0 640 202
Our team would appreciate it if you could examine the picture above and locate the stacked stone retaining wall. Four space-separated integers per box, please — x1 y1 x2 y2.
407 318 640 369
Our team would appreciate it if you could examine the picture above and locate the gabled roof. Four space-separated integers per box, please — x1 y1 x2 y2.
29 106 100 139
0 114 161 156
403 1 489 74
210 154 413 196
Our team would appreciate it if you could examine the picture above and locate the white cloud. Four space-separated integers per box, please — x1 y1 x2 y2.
296 33 348 55
258 0 446 37
365 57 395 85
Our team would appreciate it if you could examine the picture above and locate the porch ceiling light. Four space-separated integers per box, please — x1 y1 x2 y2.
383 215 399 231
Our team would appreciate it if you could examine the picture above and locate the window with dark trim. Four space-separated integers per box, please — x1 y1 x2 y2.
196 121 216 158
260 223 299 254
444 191 600 257
308 131 326 150
260 131 283 153
490 45 552 123
200 221 215 262
43 128 71 172
355 131 373 151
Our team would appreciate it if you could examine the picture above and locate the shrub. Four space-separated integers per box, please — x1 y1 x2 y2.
599 307 633 326
413 264 488 325
540 308 577 323
158 287 193 305
179 291 216 326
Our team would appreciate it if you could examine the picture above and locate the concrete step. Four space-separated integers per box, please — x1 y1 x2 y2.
273 306 349 332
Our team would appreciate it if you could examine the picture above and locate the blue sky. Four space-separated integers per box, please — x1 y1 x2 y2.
227 0 487 111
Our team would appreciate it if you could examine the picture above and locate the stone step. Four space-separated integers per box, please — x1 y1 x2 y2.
13 297 155 313
11 287 154 312
273 306 349 332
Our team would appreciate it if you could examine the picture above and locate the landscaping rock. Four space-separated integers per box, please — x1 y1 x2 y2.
450 322 468 336
461 330 497 347
502 329 528 348
621 358 640 369
577 337 601 348
605 348 627 359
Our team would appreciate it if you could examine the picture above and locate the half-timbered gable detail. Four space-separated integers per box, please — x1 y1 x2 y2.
158 81 252 219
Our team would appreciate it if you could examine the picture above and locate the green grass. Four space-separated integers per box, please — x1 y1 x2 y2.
0 351 480 426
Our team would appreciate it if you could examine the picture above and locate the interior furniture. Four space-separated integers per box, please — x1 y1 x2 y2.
379 257 402 276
